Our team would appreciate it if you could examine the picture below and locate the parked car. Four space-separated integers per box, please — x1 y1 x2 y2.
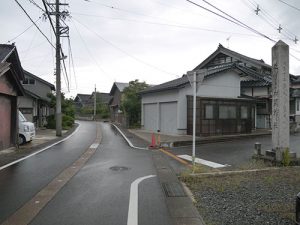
18 111 35 145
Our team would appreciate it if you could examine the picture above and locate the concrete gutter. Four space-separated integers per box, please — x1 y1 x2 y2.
152 151 206 225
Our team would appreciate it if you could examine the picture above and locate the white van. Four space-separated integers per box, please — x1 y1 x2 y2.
19 111 35 145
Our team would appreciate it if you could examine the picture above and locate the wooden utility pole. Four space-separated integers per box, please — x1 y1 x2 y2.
55 0 62 136
45 0 69 136
94 85 96 120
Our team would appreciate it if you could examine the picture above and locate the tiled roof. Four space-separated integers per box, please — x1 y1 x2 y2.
194 44 271 70
92 92 112 104
141 63 272 94
115 82 129 92
0 44 15 62
77 94 91 103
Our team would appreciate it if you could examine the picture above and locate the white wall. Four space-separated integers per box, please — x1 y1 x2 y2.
242 87 252 96
141 70 241 135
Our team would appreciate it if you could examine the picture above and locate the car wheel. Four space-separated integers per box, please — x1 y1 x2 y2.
19 134 26 145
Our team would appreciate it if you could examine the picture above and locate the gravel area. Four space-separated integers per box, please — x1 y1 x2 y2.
181 167 300 225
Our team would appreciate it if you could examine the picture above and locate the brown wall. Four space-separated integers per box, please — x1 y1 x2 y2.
0 95 12 150
0 73 18 150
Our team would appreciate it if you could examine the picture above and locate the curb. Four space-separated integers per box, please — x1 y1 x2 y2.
111 124 148 150
0 123 80 171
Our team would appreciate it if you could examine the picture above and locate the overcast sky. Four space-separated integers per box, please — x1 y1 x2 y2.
1 0 300 97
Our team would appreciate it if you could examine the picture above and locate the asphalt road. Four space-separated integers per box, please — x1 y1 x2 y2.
0 121 171 225
170 133 300 168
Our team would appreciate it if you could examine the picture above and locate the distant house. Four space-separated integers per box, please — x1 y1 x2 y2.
0 44 25 150
109 82 129 124
18 70 55 127
74 92 111 113
74 94 91 113
94 92 112 106
140 44 300 136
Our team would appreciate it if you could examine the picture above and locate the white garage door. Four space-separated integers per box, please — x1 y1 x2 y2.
160 102 177 134
143 103 158 132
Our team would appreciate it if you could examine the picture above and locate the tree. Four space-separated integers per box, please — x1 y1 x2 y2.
121 80 148 127
47 92 75 129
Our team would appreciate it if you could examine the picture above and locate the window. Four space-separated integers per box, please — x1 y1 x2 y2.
29 79 35 85
257 102 267 110
22 78 28 84
205 105 214 119
219 105 236 119
22 78 35 85
241 106 248 119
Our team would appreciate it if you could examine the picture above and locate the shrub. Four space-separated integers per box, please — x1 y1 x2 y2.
46 114 74 130
282 148 291 167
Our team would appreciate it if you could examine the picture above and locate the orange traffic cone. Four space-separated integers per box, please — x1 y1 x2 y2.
149 133 156 149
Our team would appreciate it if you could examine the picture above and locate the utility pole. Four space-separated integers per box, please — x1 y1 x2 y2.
94 85 96 120
55 0 62 136
187 69 206 168
45 0 69 136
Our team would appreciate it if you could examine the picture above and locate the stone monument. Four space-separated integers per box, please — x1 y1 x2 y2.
271 40 289 161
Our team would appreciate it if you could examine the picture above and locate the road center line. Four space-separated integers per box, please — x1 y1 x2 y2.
127 175 156 225
177 154 230 168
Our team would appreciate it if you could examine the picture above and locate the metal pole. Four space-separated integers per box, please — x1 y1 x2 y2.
55 0 62 136
94 85 96 120
192 71 196 166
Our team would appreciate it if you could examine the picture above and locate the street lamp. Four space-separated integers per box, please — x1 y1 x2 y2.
187 69 207 167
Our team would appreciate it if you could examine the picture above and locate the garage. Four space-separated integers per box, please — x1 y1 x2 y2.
143 103 158 132
160 102 177 134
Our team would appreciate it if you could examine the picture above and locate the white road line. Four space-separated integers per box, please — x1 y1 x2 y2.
0 124 81 171
89 143 99 149
127 175 156 225
177 154 230 168
111 124 148 150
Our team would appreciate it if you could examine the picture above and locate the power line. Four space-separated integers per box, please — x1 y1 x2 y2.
6 17 41 43
278 0 300 12
245 0 298 42
14 0 55 49
71 19 109 76
73 12 262 37
28 0 45 12
187 0 275 42
72 17 179 76
68 37 78 89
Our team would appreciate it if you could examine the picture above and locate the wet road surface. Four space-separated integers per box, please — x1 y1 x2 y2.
170 133 300 168
0 121 171 225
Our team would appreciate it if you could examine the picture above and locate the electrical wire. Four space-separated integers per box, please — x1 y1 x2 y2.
72 17 178 76
68 36 78 89
6 17 41 43
28 0 45 12
14 0 55 49
278 0 300 12
71 19 109 76
189 0 275 42
72 12 261 37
